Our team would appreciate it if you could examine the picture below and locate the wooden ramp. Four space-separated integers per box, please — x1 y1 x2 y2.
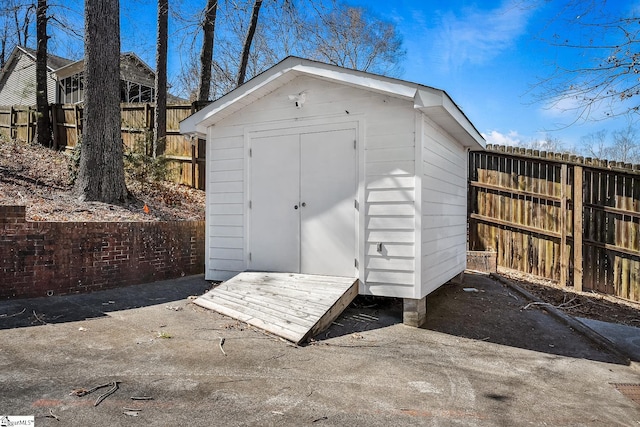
194 272 358 344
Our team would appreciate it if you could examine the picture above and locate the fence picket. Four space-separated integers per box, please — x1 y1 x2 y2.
0 103 205 190
469 145 640 303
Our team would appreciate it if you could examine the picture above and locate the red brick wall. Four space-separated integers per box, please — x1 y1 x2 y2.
0 205 205 299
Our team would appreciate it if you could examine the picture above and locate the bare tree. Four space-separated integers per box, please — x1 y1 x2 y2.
154 0 168 158
611 124 640 163
74 0 127 203
0 0 34 64
197 0 217 102
1 12 9 67
580 129 609 159
12 0 34 47
515 134 570 153
35 0 51 147
580 125 640 163
536 1 640 122
172 0 405 100
306 0 405 76
236 0 262 85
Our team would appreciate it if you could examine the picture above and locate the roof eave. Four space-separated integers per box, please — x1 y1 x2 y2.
415 89 486 150
180 57 418 136
180 62 297 136
180 57 486 152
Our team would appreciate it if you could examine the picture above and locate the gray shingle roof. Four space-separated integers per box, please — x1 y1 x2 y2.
20 46 74 70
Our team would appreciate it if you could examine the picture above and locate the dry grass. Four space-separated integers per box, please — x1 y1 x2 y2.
0 139 205 221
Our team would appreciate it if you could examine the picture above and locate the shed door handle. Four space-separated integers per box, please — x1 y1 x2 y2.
301 202 306 207
294 205 298 210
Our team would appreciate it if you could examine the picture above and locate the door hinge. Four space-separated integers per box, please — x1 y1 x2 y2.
354 258 358 268
249 252 252 261
249 148 252 157
353 140 356 150
354 199 359 210
249 200 252 209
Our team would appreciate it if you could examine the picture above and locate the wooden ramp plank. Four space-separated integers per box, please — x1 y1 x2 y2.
194 272 358 344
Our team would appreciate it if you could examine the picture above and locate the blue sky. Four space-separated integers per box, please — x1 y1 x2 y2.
345 0 638 152
42 0 636 153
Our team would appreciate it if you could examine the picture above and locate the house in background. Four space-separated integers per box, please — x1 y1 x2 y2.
0 46 158 106
0 46 72 105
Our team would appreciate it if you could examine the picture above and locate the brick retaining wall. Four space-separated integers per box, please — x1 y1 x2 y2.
0 205 205 299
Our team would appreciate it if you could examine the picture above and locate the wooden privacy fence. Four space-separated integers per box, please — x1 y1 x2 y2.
0 103 206 189
469 144 640 303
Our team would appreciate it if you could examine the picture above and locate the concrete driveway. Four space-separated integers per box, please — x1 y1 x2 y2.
0 273 638 426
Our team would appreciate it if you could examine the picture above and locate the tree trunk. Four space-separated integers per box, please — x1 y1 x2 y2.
1 26 8 68
236 0 263 86
154 0 168 158
35 0 51 147
74 0 127 203
197 0 217 102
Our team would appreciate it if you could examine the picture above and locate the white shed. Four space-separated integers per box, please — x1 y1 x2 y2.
181 57 485 327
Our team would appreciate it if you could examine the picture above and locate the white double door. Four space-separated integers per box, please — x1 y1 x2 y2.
249 127 357 277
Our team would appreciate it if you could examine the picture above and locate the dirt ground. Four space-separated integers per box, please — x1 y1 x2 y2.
0 138 205 221
498 268 640 327
1 138 638 329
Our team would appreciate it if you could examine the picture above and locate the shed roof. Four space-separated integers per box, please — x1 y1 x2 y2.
180 56 485 150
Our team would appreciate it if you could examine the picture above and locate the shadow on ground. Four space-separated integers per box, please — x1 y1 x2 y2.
0 272 625 366
322 272 626 365
0 275 211 330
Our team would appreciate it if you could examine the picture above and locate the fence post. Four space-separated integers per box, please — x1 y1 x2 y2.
191 142 197 188
9 106 15 140
573 165 583 291
51 104 59 150
560 164 568 287
27 106 33 143
190 101 208 189
73 104 80 144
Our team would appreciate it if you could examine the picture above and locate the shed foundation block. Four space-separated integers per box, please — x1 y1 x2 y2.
403 296 427 327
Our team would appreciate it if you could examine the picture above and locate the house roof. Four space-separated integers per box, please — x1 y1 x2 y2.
18 46 75 71
54 51 156 86
0 45 74 83
180 56 486 150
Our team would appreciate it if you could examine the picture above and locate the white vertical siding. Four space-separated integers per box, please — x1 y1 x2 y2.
205 127 246 281
420 117 468 296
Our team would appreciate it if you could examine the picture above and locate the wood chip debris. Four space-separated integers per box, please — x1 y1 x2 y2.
70 380 120 407
94 381 119 407
46 408 60 421
522 298 580 311
350 313 378 322
0 308 26 318
32 310 47 324
219 337 227 356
